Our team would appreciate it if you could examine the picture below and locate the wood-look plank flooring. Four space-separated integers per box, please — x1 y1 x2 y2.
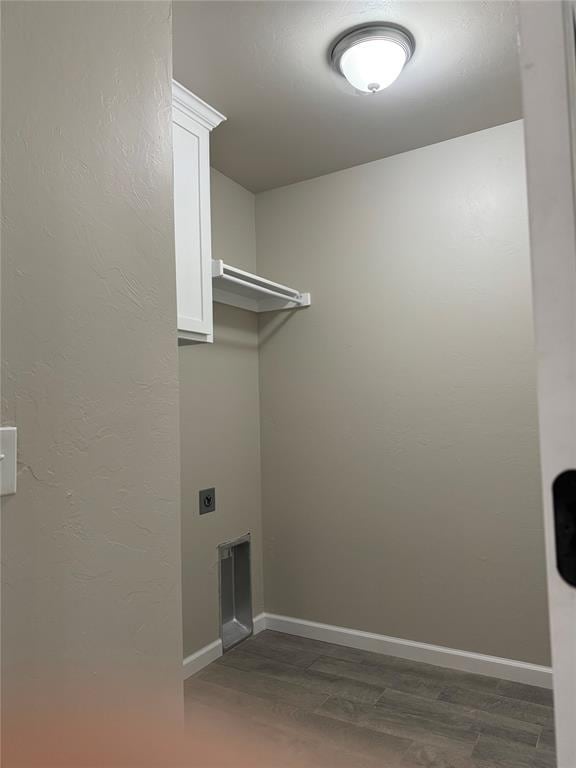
184 630 556 768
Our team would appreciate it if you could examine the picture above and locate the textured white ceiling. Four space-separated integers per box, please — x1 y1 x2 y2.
173 1 522 192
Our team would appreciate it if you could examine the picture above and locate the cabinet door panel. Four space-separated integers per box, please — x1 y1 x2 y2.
173 110 213 340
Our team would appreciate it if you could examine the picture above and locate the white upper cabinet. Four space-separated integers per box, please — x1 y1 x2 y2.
172 81 225 343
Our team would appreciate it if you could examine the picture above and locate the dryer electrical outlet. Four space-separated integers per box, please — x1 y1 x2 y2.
0 427 17 496
199 487 216 515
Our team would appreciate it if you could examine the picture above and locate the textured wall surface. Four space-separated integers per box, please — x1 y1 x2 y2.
180 169 263 658
1 2 182 761
256 121 550 665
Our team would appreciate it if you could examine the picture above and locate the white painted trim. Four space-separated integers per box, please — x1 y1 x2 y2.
518 3 576 763
172 80 226 132
263 614 553 689
180 615 550 689
183 639 222 680
183 615 265 680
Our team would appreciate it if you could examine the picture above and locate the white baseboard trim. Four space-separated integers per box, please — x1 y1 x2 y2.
183 614 266 680
253 612 266 635
263 613 553 690
183 638 222 680
181 613 551 689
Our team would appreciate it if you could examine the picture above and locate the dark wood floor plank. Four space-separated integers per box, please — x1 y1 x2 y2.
260 633 498 696
255 630 420 669
373 696 479 745
311 655 445 699
237 633 323 668
186 680 391 768
218 647 386 703
375 688 477 724
532 750 558 768
185 632 556 768
185 678 397 768
289 709 412 765
401 742 488 767
537 726 556 753
317 695 477 755
439 686 554 727
254 633 526 702
184 677 299 722
374 689 540 748
376 658 502 695
473 735 556 768
259 633 498 698
198 661 330 709
253 630 344 657
471 709 541 747
496 680 554 708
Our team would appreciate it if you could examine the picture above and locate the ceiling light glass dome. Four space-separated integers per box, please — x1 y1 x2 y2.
331 25 415 93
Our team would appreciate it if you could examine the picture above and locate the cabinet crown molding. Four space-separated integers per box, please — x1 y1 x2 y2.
172 80 226 132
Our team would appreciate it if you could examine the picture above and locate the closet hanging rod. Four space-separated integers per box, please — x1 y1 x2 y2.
217 273 307 305
212 259 311 313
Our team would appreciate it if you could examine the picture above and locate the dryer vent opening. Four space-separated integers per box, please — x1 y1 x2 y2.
218 534 253 652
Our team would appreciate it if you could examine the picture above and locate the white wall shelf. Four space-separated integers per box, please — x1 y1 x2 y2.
212 260 311 313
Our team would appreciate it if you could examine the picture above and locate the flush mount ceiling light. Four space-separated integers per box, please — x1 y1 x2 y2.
331 24 415 94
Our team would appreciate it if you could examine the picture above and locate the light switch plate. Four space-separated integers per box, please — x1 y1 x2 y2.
0 427 17 496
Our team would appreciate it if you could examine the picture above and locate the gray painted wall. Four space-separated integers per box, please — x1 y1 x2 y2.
256 120 550 665
180 169 263 658
1 2 183 761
